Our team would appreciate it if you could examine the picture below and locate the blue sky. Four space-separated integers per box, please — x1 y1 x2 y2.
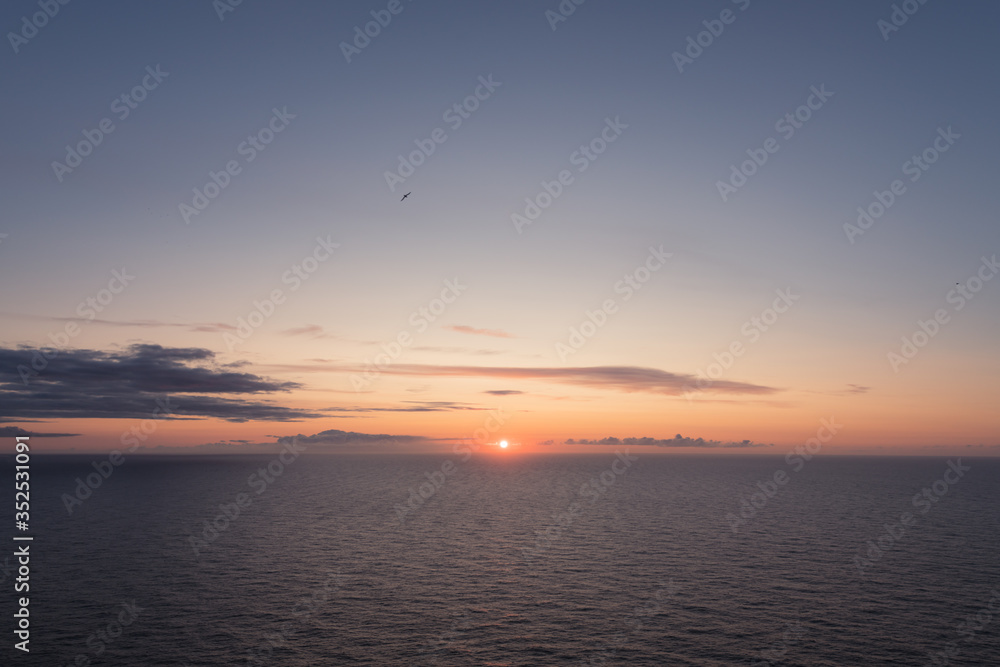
2 1 998 453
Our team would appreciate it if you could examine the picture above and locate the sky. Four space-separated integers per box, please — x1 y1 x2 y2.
1 0 998 456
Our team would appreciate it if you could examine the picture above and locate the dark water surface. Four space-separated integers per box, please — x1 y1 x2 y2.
4 453 999 665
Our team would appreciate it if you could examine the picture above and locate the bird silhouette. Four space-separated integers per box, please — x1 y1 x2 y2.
401 192 411 201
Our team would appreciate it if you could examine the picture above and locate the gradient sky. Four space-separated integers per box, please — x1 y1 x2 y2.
2 0 998 455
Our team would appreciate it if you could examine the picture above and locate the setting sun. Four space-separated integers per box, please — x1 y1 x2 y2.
4 2 1000 664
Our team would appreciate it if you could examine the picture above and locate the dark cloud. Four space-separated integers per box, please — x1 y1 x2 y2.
4 344 295 393
0 426 79 438
0 344 319 422
564 434 772 448
483 390 523 396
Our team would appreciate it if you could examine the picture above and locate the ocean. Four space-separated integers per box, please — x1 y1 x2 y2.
5 453 999 665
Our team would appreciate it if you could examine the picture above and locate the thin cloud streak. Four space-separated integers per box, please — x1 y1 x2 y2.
445 325 515 339
321 401 486 413
380 364 777 396
5 313 237 333
259 362 777 396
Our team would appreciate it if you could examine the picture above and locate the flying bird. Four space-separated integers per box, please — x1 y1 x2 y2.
400 192 411 201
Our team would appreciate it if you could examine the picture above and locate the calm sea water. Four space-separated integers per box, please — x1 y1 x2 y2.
3 453 999 665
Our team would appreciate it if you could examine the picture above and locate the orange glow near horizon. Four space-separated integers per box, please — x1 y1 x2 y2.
9 305 999 458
